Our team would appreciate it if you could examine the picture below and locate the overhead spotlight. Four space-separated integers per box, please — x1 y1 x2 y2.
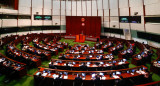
134 12 138 15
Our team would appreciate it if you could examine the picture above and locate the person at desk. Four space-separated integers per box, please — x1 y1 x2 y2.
116 76 126 86
110 63 116 70
97 55 103 60
35 73 45 86
53 74 63 86
93 74 102 86
49 61 56 69
84 44 88 47
64 62 71 70
80 63 87 71
86 55 90 61
68 45 72 50
59 54 66 60
74 74 83 86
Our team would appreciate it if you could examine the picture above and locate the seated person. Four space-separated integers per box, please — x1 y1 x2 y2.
36 73 45 86
93 74 102 86
69 46 72 50
59 54 66 60
80 63 87 71
84 45 88 47
110 63 116 70
116 76 126 86
49 61 56 69
86 56 90 61
53 74 63 86
74 74 83 86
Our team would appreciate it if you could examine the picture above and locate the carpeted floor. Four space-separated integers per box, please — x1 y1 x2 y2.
0 38 160 86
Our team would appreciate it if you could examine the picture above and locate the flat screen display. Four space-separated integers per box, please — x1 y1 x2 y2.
34 15 52 20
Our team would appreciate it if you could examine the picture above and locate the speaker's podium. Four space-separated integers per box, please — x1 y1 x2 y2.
75 34 85 43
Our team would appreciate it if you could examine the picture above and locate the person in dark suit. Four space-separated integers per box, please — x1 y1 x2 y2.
69 45 72 50
80 63 87 71
84 45 88 47
74 74 83 86
116 76 126 86
94 75 102 86
34 73 45 86
53 74 63 86
110 63 116 70
60 54 66 60
49 61 56 69
86 56 90 61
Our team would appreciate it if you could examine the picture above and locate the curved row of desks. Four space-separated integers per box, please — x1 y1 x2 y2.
49 58 129 71
58 53 114 61
118 41 136 59
150 48 160 75
7 44 41 67
131 42 153 66
22 44 52 60
0 53 27 78
34 66 149 86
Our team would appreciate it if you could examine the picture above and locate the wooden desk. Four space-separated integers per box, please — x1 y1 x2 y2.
150 53 160 75
59 53 114 61
49 59 129 71
65 49 104 55
7 44 41 67
34 66 149 86
0 53 27 78
23 45 51 60
101 41 113 51
34 42 59 55
135 81 160 86
118 42 135 59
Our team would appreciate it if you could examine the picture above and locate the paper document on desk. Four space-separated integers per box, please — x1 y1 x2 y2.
105 64 110 66
53 74 58 79
101 77 106 80
118 62 124 65
0 59 4 62
140 71 146 74
36 72 41 76
63 76 68 79
113 75 119 79
42 73 47 76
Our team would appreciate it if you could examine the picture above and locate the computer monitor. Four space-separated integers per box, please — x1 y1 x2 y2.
48 70 51 74
43 70 46 73
82 73 86 77
64 72 68 75
17 64 21 67
92 73 96 78
132 70 135 72
113 61 116 63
